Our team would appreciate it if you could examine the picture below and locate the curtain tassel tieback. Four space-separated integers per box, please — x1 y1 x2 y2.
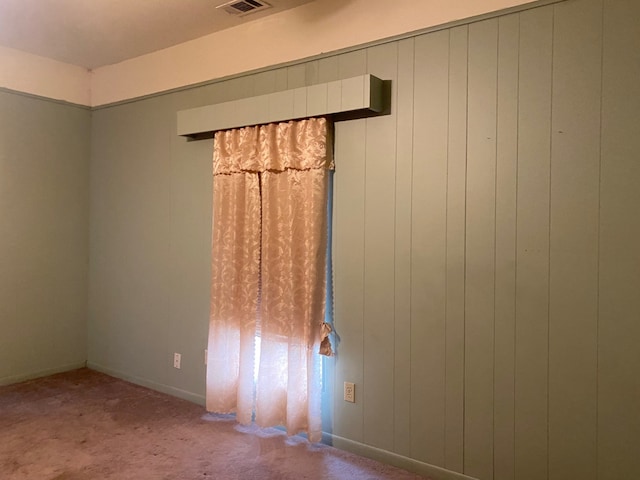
319 322 333 357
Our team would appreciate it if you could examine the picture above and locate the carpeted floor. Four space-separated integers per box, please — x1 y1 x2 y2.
0 369 427 479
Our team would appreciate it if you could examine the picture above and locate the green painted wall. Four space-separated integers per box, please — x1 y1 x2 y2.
86 0 639 479
0 90 90 385
88 91 214 402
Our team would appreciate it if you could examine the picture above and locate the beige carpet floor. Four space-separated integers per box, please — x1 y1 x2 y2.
0 368 427 479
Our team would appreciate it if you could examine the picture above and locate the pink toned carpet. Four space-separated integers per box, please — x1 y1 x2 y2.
0 369 426 479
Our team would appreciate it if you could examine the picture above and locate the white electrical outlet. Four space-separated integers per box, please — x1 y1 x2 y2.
344 382 355 403
204 349 208 366
173 352 181 369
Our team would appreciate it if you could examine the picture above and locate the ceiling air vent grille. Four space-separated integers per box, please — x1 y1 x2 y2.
217 0 272 16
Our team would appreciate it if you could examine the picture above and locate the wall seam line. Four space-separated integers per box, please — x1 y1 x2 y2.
595 1 605 478
546 6 556 479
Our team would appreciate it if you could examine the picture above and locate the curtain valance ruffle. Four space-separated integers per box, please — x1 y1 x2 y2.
213 117 333 175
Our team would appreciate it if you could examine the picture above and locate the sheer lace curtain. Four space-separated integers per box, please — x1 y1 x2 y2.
206 117 333 442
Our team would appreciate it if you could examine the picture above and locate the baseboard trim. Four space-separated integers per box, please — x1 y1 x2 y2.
0 361 88 386
324 434 479 480
86 362 206 406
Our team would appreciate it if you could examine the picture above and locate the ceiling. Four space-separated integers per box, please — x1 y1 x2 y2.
0 0 314 69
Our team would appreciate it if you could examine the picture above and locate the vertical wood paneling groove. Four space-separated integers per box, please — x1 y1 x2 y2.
494 12 519 480
445 25 468 474
274 68 288 91
286 64 306 89
547 12 555 480
514 6 554 480
332 122 366 444
216 75 253 103
548 1 601 479
318 57 340 84
410 31 449 466
598 1 640 479
394 37 415 458
464 18 499 480
337 51 367 79
331 48 369 445
362 42 398 452
596 3 604 478
304 61 319 86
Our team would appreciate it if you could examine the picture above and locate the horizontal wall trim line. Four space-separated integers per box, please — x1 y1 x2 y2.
87 362 206 406
0 86 91 110
91 0 567 111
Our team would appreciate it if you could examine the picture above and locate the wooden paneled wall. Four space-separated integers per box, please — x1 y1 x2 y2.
327 0 639 479
88 1 639 479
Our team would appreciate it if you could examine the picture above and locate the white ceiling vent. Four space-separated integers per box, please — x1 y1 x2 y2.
216 0 272 16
